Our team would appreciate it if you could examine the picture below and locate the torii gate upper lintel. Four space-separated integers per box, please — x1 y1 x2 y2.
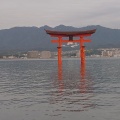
45 29 96 65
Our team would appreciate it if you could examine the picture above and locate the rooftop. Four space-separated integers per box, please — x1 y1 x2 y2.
45 29 96 37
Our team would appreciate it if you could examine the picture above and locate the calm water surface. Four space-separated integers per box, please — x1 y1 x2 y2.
0 58 120 120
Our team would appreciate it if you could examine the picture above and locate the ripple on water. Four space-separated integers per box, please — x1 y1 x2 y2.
0 59 120 120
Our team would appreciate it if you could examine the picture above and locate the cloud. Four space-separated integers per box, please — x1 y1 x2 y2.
0 0 120 29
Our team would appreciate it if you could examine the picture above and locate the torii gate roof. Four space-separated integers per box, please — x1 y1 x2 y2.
45 29 96 36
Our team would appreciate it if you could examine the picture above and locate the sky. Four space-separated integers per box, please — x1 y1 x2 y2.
0 0 120 29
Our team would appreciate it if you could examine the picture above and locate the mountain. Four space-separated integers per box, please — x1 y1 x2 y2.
0 25 120 53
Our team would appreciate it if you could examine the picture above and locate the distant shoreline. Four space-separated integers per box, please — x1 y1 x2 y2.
0 56 120 61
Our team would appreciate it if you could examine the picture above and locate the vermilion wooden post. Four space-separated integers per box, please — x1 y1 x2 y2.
81 46 85 65
57 36 62 65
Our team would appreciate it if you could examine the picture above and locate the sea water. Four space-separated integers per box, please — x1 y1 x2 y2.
0 58 120 120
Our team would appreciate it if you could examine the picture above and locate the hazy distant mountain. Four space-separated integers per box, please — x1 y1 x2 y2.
0 25 120 52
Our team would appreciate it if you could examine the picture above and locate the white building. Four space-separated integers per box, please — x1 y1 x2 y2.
40 51 51 59
27 51 40 58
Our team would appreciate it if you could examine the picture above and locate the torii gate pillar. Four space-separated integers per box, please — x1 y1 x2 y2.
81 46 85 65
57 46 62 65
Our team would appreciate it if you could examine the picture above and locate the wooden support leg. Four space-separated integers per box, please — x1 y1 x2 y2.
81 46 85 66
57 47 62 65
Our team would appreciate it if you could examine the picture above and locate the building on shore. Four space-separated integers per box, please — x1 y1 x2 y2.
40 51 51 59
76 50 80 58
27 51 40 58
101 48 120 57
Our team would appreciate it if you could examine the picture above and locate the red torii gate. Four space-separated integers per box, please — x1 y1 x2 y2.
45 29 96 65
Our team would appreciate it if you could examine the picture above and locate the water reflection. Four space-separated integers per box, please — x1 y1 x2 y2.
58 64 63 80
57 64 64 94
0 59 120 120
51 60 95 112
80 63 87 93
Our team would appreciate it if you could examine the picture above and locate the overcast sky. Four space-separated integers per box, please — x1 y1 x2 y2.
0 0 120 29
